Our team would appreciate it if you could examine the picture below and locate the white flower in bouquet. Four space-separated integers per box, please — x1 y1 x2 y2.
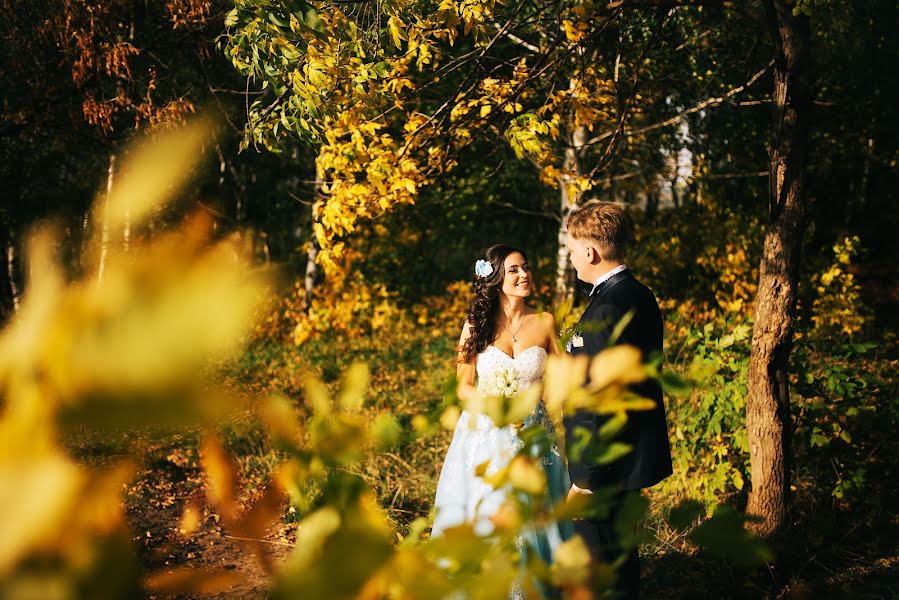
479 366 521 399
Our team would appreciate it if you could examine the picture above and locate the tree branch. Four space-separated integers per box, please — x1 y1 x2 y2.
603 0 765 26
704 170 769 179
491 199 561 221
584 59 774 148
502 31 540 53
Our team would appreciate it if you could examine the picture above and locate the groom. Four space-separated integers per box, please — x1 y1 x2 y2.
563 202 673 600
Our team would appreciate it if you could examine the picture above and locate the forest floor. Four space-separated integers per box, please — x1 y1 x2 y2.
111 429 897 600
83 279 899 600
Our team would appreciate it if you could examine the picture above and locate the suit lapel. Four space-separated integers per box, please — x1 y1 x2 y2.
576 268 633 327
595 268 633 297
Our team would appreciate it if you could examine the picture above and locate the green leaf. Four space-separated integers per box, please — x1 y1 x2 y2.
689 506 773 567
597 411 627 442
305 9 324 33
614 492 649 549
593 442 632 466
268 12 289 27
608 309 635 345
373 62 390 78
659 370 692 395
567 426 593 463
668 500 704 533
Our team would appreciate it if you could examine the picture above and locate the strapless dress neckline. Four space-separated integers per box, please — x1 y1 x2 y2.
486 345 547 361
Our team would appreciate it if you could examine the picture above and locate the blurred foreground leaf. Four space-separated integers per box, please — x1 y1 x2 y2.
0 119 272 596
689 505 773 567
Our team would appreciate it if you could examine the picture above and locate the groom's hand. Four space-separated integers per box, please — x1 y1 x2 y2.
567 484 593 501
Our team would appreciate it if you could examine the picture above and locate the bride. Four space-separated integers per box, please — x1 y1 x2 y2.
432 244 572 587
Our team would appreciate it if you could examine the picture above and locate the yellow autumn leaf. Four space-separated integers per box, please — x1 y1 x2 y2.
551 534 592 586
508 455 546 495
543 353 588 421
93 119 211 252
588 345 646 390
505 383 541 425
440 405 461 430
259 394 303 442
339 362 369 411
200 435 238 523
0 453 82 575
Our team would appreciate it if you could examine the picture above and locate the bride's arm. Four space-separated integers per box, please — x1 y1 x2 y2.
455 321 478 403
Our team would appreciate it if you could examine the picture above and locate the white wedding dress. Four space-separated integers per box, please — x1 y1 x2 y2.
432 344 571 543
432 345 548 537
431 345 572 597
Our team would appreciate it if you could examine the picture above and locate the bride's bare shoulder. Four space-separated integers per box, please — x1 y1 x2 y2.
534 309 555 329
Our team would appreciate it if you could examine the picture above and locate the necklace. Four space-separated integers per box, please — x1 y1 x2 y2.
501 314 526 342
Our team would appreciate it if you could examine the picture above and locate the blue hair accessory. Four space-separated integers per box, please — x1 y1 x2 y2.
474 259 494 278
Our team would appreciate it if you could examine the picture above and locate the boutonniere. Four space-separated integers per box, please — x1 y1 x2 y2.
560 325 584 351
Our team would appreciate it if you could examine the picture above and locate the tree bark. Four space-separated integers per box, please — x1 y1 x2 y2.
81 209 92 267
303 165 323 314
123 188 131 253
670 152 682 209
97 152 116 285
645 188 659 223
745 0 811 537
553 123 586 306
7 234 20 315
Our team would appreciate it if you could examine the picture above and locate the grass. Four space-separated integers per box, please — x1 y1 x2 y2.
59 302 897 598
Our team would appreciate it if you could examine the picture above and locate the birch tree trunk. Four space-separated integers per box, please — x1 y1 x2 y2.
81 210 90 257
122 190 131 253
553 123 586 306
97 153 116 285
304 165 323 313
745 0 812 537
7 234 20 315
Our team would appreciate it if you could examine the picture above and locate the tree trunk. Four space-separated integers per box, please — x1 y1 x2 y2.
303 165 323 313
851 134 874 224
81 210 90 258
123 189 131 253
645 189 659 223
303 232 320 314
553 123 586 306
670 160 681 209
97 153 116 285
745 0 811 537
7 234 20 315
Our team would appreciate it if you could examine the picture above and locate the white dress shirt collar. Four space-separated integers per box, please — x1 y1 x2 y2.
589 264 628 296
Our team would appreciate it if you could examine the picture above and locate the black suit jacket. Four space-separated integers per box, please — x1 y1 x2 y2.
564 268 673 491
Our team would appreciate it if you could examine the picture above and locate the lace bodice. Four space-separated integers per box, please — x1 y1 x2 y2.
475 345 547 389
458 345 548 432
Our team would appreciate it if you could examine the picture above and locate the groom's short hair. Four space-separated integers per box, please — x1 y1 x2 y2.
567 202 632 261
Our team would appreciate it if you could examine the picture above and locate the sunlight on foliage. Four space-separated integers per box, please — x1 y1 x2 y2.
0 133 774 596
809 236 871 338
222 0 628 271
0 120 271 597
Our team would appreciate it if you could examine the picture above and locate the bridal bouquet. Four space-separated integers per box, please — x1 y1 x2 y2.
479 366 521 399
470 366 539 428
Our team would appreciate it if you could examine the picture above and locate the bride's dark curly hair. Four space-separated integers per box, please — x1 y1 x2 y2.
460 244 528 363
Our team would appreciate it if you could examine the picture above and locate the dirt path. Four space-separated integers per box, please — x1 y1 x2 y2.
125 446 295 599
